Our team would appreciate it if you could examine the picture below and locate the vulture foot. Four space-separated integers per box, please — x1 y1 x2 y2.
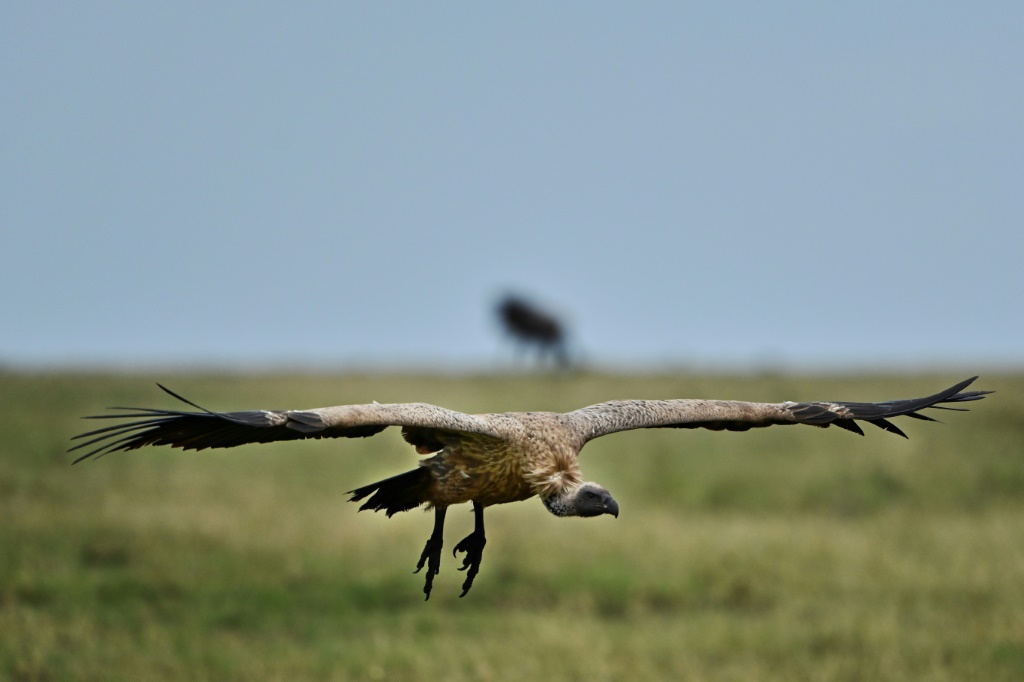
454 502 487 598
413 507 447 600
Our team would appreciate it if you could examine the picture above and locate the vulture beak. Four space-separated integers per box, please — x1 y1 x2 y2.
603 494 619 518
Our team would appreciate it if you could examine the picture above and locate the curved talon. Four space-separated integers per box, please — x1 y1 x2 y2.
453 534 486 570
413 556 440 575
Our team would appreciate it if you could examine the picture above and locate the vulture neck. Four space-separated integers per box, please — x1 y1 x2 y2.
541 484 584 517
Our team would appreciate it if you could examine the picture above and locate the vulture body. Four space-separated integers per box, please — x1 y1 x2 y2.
71 377 990 599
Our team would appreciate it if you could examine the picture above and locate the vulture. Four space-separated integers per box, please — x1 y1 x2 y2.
70 377 990 599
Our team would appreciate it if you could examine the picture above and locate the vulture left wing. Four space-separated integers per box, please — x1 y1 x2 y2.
567 377 990 445
69 384 503 463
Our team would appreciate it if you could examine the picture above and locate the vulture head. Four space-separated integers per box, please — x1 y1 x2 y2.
543 482 619 518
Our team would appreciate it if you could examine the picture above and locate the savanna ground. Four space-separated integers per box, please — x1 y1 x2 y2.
2 370 1023 681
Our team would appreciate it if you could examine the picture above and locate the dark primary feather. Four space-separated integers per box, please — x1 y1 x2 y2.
68 384 386 463
782 376 991 438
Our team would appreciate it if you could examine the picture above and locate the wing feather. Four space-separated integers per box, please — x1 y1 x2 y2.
69 384 503 463
567 377 990 444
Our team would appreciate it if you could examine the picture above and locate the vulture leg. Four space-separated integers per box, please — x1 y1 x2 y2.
413 506 447 600
453 501 487 598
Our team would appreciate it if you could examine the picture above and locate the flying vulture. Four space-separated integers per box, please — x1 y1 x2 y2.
70 377 990 599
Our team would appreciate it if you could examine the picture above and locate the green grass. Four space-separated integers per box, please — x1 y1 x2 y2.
2 370 1023 680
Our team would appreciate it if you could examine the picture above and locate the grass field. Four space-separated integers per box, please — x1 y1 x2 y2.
2 370 1023 681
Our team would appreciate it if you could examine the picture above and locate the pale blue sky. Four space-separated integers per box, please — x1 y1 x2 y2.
3 3 1021 370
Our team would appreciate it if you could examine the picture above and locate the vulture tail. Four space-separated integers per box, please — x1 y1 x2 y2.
348 468 432 517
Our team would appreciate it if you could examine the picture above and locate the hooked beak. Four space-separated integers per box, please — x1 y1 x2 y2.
603 494 619 518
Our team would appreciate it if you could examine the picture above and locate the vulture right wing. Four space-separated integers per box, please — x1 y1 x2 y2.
69 384 504 463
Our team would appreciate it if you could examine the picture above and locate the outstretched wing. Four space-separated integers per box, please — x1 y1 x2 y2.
567 377 991 445
69 384 505 463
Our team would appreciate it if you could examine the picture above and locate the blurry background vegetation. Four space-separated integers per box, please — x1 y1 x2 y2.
2 371 1022 681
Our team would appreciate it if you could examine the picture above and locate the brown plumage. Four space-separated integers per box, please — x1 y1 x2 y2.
70 377 991 598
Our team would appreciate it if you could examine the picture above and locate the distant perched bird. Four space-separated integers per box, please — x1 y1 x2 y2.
71 378 990 599
496 294 570 368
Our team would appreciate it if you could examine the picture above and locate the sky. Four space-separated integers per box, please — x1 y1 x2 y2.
3 3 1022 372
